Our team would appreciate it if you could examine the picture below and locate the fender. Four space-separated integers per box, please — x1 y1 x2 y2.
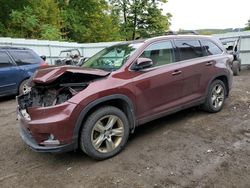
205 72 231 98
72 94 136 149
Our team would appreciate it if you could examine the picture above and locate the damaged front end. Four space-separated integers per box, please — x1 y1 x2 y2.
18 75 89 109
17 67 109 109
16 66 109 152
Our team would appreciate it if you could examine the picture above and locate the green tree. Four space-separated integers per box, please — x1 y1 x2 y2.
0 0 28 35
0 0 171 42
8 0 62 40
60 0 122 42
245 19 250 30
111 0 171 40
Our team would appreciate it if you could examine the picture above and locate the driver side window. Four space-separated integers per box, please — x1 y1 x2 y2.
140 41 174 67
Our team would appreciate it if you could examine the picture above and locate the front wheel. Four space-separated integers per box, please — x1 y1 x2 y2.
19 79 31 95
202 80 226 113
80 106 130 160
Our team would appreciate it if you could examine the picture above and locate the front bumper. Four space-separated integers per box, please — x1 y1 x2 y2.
19 126 75 153
16 97 82 153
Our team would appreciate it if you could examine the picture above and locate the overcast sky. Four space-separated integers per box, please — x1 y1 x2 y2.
163 0 250 30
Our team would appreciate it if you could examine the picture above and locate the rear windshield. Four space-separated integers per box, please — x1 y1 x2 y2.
9 50 42 65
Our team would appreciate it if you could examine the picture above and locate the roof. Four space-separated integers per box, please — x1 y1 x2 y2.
114 34 213 45
0 46 29 50
143 34 214 44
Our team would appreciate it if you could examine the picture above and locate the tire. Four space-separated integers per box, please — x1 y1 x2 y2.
80 106 130 160
232 60 240 76
19 79 31 95
202 80 226 113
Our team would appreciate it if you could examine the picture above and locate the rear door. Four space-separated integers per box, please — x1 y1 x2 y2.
132 40 184 123
174 39 221 104
174 39 212 103
0 51 22 95
200 39 224 90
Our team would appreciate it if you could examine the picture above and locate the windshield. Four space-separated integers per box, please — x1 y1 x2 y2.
82 42 143 71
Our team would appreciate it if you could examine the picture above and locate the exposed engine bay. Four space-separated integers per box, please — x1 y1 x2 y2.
17 72 106 109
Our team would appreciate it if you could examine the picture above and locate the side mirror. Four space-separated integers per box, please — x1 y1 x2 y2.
132 57 153 70
40 55 46 61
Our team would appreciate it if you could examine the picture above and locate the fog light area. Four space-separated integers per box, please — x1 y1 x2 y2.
40 134 60 146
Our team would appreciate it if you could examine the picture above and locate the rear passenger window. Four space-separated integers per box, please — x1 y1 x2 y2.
9 50 41 65
200 40 223 56
175 40 203 61
0 52 13 68
140 41 174 67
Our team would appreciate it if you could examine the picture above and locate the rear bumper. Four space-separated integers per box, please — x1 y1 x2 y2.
19 126 75 153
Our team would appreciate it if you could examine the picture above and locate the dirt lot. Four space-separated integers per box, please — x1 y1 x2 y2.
0 70 250 188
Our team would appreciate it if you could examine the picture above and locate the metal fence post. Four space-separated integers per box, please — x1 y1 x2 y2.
48 44 52 65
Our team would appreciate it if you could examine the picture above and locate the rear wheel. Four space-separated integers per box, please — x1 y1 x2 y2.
80 106 130 160
232 60 240 76
202 80 226 113
19 79 31 95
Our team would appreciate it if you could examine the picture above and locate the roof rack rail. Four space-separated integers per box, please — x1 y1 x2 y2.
142 31 177 38
177 30 199 35
135 30 199 40
150 30 199 37
0 46 28 50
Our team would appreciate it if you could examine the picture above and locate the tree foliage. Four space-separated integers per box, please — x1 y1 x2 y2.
7 0 62 40
60 0 122 42
245 19 250 31
0 0 171 42
111 0 171 40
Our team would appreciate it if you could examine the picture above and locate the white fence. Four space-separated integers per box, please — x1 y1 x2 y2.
3 33 249 66
213 31 250 65
0 37 119 65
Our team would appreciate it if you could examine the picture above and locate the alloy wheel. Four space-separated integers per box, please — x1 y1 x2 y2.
211 84 225 109
91 115 124 153
22 83 31 94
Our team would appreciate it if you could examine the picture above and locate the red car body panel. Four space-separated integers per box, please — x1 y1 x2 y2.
33 66 109 84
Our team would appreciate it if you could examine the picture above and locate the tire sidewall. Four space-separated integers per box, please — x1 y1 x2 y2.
232 61 240 76
19 79 29 95
80 106 130 160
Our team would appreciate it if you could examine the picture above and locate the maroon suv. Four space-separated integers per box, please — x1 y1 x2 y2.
17 35 233 160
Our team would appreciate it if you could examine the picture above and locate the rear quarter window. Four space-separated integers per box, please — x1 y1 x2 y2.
9 50 42 65
200 40 223 56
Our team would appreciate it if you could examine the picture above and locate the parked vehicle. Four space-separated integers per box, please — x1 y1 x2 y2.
17 34 233 160
55 49 86 66
0 47 48 97
220 38 241 76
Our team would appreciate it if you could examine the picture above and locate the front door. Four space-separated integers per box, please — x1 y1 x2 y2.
0 51 21 95
132 41 184 123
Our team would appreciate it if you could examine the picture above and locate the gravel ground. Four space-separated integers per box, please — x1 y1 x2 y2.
0 70 250 188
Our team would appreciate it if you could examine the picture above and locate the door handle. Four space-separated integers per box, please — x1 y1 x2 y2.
206 61 213 66
172 70 182 76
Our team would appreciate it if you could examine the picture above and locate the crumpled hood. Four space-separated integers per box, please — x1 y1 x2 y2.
33 66 110 84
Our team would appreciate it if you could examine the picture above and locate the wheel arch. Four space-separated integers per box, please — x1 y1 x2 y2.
207 74 230 97
72 94 136 149
18 77 31 94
